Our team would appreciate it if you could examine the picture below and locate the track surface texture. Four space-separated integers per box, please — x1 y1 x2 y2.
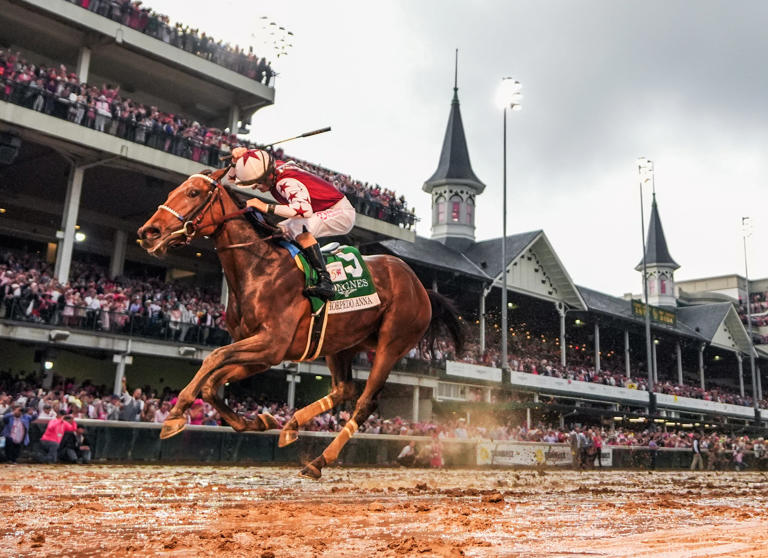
2 465 768 557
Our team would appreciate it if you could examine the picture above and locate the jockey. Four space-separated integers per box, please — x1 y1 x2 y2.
227 146 356 300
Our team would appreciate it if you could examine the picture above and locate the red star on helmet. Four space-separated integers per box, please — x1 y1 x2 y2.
240 150 260 165
294 206 307 217
287 191 299 201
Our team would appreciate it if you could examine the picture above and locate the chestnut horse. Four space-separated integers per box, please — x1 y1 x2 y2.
137 167 462 479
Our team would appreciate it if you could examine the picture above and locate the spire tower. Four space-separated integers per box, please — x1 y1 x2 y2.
423 50 485 251
636 193 680 308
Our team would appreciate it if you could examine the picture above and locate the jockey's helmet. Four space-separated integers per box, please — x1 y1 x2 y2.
234 149 273 187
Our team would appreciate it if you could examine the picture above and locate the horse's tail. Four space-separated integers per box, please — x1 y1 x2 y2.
425 290 464 355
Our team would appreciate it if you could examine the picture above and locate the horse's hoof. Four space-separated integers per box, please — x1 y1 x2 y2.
259 413 280 431
278 429 299 448
159 417 187 439
299 463 322 480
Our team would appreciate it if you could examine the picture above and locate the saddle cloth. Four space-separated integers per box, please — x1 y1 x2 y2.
279 241 381 314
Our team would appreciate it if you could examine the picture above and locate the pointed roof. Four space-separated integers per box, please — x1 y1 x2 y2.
423 86 485 194
636 194 679 271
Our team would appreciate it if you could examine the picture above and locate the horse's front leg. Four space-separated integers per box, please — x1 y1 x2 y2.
160 334 288 439
200 364 279 432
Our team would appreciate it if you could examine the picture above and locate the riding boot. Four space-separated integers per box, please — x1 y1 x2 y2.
297 233 335 301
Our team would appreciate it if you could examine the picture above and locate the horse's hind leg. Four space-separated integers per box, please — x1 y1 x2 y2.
279 348 358 447
200 364 279 432
299 339 417 480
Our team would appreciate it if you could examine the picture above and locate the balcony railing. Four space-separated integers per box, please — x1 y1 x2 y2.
1 298 231 347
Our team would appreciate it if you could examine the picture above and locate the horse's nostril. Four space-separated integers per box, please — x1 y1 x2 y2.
140 226 161 241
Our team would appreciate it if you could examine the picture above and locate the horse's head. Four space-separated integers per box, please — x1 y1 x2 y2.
137 167 230 257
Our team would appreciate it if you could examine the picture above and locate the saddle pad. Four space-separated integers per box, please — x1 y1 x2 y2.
324 246 380 314
282 242 380 314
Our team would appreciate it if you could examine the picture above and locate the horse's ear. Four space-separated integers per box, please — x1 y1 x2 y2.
204 167 230 181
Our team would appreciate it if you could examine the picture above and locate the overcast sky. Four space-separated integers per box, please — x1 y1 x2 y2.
153 0 767 297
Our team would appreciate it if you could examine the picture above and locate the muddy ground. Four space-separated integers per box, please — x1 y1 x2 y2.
1 465 768 557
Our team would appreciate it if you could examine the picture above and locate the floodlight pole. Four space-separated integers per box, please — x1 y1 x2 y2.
742 217 760 424
501 105 509 380
638 159 656 420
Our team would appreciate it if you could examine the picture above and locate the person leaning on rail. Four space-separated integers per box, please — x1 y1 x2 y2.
227 147 356 301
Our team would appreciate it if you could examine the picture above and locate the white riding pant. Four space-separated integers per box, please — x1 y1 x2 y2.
279 196 356 239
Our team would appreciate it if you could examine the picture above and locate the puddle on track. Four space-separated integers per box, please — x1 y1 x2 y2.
1 465 767 557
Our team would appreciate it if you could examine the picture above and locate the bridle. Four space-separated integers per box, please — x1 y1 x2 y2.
156 171 277 248
157 173 225 244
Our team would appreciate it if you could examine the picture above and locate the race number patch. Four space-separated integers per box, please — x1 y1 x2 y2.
325 247 380 314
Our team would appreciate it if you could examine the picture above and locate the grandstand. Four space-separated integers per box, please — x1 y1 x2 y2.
1 0 766 442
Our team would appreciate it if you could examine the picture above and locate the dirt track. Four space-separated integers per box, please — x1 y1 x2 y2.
2 465 768 557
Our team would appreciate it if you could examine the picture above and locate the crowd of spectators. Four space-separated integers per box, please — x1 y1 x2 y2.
1 250 230 346
443 328 768 410
2 369 766 471
0 51 416 229
2 246 765 411
64 0 274 84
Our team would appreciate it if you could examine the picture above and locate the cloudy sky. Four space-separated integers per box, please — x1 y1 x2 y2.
153 0 767 296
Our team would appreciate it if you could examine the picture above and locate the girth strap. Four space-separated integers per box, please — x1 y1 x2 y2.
295 303 329 362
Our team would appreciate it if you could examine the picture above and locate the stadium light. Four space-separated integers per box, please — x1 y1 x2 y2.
498 77 523 380
637 157 656 421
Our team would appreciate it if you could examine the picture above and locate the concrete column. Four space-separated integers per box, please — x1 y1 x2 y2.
676 342 683 385
220 271 229 308
286 373 300 409
55 166 84 284
624 329 631 378
112 354 132 395
736 353 744 398
594 323 601 374
556 302 566 367
479 291 486 352
77 46 91 83
109 230 127 278
412 385 420 422
484 387 492 403
758 365 763 402
228 105 240 134
699 344 706 390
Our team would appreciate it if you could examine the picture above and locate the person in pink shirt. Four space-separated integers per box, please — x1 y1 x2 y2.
39 411 77 463
187 399 206 425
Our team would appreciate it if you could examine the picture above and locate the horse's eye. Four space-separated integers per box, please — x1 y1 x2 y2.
189 189 200 198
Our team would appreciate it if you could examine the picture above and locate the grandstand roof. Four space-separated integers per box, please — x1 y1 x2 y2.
676 303 731 340
423 87 485 194
578 287 754 353
636 194 679 271
378 236 490 279
677 303 754 354
463 231 542 279
578 286 702 339
381 229 587 307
